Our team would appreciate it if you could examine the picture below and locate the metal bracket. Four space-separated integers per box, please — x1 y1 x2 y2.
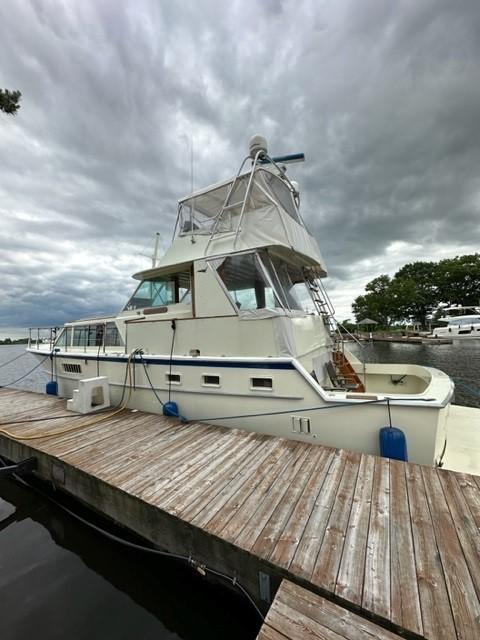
0 457 37 478
259 571 271 603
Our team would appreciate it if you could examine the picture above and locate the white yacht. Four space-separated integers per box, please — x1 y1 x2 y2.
431 306 480 339
29 135 454 466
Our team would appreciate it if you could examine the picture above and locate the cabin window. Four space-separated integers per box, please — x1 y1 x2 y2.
216 253 281 311
72 324 105 347
165 373 181 384
251 377 273 390
124 271 191 310
202 374 220 387
55 327 72 349
104 322 123 347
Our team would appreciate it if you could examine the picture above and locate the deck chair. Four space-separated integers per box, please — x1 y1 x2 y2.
325 361 358 390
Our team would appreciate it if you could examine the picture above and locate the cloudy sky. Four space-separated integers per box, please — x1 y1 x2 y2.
1 0 479 330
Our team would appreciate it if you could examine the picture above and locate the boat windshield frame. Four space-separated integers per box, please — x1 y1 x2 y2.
208 249 319 316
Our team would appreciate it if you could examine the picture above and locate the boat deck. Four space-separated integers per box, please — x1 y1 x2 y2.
444 404 480 474
0 389 479 639
256 579 403 639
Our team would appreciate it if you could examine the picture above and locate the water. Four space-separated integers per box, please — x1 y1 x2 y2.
0 479 259 640
350 339 480 408
0 345 259 640
0 341 479 638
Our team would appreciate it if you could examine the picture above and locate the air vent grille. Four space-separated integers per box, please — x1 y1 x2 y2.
63 363 82 374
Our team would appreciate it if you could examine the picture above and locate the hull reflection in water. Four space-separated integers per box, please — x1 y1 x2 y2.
0 478 260 640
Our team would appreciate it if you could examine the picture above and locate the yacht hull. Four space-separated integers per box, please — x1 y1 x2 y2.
30 349 452 466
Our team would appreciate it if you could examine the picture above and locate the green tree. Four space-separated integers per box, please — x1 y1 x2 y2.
352 254 480 329
0 89 21 115
393 261 440 326
436 254 480 307
352 275 395 326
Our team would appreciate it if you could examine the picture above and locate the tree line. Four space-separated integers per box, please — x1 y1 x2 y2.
352 254 480 328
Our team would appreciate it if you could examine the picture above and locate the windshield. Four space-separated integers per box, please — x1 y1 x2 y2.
125 271 191 310
216 253 281 310
214 251 316 314
263 254 315 313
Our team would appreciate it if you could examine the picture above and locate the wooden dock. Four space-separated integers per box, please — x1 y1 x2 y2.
0 389 479 639
257 579 403 639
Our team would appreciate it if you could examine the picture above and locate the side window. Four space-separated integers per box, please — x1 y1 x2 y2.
217 253 280 310
72 324 104 347
54 327 72 348
105 322 122 347
125 271 191 310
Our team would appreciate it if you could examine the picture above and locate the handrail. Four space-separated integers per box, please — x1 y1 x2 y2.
204 155 251 254
28 326 59 351
232 149 265 249
335 320 367 389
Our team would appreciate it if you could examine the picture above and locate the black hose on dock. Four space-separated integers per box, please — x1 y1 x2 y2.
0 454 265 622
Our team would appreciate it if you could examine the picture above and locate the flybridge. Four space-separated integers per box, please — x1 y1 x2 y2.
167 134 327 272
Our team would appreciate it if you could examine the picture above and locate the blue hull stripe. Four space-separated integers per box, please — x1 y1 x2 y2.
45 352 295 370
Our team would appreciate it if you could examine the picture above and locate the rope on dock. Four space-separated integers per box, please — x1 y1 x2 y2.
0 351 140 441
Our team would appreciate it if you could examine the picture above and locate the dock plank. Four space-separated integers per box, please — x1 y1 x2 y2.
406 463 457 639
258 580 403 640
203 440 297 536
311 449 360 592
289 448 348 581
218 442 303 543
422 466 480 639
362 456 390 620
335 454 374 606
232 444 310 551
184 438 281 524
250 444 325 560
389 460 423 636
269 447 335 570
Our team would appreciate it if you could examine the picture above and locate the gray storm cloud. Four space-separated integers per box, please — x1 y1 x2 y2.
0 0 479 327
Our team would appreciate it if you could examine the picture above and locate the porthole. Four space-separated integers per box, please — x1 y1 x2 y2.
165 373 181 384
202 374 220 387
251 377 273 390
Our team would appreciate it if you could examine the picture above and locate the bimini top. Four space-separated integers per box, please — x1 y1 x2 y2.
137 136 327 279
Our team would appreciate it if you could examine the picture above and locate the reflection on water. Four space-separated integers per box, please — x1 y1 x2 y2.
0 345 259 639
0 478 259 640
350 339 480 408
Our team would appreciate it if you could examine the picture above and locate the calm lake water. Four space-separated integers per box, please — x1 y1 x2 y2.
350 339 480 408
0 341 479 639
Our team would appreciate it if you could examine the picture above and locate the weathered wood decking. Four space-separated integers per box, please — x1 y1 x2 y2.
0 389 479 639
257 579 403 639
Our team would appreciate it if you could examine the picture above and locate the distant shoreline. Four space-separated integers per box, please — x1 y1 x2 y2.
0 339 29 345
